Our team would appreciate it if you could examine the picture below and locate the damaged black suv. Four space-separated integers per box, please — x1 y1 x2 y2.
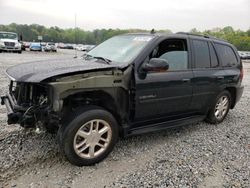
1 33 244 166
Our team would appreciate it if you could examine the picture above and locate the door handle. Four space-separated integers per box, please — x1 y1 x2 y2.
216 76 224 80
182 78 190 82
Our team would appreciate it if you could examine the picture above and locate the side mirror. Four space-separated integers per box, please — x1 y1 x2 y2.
142 58 169 72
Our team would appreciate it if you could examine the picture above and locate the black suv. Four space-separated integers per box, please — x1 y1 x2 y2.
1 33 244 166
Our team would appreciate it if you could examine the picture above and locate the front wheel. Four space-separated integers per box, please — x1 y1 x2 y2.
58 106 119 166
205 90 231 124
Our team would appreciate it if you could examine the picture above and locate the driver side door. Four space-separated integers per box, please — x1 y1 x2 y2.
133 38 194 126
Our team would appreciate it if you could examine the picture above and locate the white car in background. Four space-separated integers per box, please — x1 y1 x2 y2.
44 42 57 52
0 31 22 53
238 51 250 59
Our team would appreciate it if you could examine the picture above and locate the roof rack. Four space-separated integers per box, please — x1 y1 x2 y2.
176 32 210 38
176 32 227 42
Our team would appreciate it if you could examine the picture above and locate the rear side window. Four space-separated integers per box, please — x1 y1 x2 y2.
192 40 210 68
214 43 238 67
209 43 219 68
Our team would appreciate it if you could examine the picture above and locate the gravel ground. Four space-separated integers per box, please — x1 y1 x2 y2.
0 50 249 188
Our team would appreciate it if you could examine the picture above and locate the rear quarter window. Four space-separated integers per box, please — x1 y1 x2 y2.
214 43 238 67
192 40 210 68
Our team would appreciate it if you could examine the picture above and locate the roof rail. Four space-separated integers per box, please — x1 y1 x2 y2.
176 32 227 42
176 32 210 38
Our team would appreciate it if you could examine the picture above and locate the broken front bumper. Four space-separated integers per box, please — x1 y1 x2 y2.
1 94 23 124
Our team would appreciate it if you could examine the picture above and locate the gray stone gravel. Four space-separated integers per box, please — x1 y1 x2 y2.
0 51 249 187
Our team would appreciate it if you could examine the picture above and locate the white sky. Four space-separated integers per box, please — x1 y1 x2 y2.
0 0 249 32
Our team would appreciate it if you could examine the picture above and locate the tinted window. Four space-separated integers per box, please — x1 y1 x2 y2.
149 39 188 71
209 43 219 68
193 40 210 68
215 43 238 66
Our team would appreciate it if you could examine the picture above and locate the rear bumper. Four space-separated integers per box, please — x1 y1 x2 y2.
235 85 244 105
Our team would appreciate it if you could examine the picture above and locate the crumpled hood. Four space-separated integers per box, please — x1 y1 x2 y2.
6 58 124 82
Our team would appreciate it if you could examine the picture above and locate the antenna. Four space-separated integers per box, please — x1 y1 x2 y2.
74 13 77 58
150 29 156 34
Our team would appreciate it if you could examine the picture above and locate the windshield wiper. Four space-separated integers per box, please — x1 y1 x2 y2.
93 56 111 64
82 54 111 64
82 54 93 60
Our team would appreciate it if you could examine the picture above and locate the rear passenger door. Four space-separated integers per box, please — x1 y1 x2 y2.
190 39 225 113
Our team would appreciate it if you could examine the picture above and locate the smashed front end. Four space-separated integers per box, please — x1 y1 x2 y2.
1 81 56 128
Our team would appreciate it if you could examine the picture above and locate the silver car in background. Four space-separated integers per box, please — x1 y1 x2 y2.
44 42 57 52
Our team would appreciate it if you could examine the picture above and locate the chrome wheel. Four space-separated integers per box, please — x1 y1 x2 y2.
214 95 229 120
73 119 112 159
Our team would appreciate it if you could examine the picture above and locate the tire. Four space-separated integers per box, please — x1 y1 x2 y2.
58 106 119 166
205 90 231 124
18 50 22 54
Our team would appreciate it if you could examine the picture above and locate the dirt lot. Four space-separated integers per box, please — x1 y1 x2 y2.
0 50 249 188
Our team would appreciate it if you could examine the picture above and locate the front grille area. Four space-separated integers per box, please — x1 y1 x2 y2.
10 81 49 108
4 42 15 47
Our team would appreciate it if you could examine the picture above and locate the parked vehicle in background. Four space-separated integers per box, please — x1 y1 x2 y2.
21 42 26 51
41 42 46 48
1 32 244 166
86 45 95 51
0 31 22 53
22 42 30 50
64 44 74 49
44 42 57 52
238 51 250 59
29 43 42 51
57 43 65 49
76 45 96 52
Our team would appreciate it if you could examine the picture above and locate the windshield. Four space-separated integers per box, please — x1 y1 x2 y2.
87 35 153 63
0 32 18 40
31 43 41 46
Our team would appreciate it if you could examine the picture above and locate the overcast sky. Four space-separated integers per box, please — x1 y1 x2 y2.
0 0 249 32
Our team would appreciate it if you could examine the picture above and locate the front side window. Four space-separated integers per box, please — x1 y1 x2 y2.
215 43 238 67
193 40 210 68
87 35 153 63
147 39 188 71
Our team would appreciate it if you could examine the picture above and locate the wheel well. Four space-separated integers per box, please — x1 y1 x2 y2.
225 87 236 109
62 90 121 124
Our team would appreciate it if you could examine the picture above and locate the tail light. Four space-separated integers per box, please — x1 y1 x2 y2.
240 66 244 81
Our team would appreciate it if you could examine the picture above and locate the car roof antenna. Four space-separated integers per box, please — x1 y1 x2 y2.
74 13 77 58
150 29 156 34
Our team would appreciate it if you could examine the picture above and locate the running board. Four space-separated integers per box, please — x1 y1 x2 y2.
127 115 205 136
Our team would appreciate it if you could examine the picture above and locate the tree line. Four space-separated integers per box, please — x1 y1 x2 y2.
0 23 249 50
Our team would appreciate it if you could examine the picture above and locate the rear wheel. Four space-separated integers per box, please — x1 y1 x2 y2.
205 90 231 124
58 106 119 166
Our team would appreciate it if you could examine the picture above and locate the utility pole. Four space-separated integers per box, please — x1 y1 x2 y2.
74 13 77 58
